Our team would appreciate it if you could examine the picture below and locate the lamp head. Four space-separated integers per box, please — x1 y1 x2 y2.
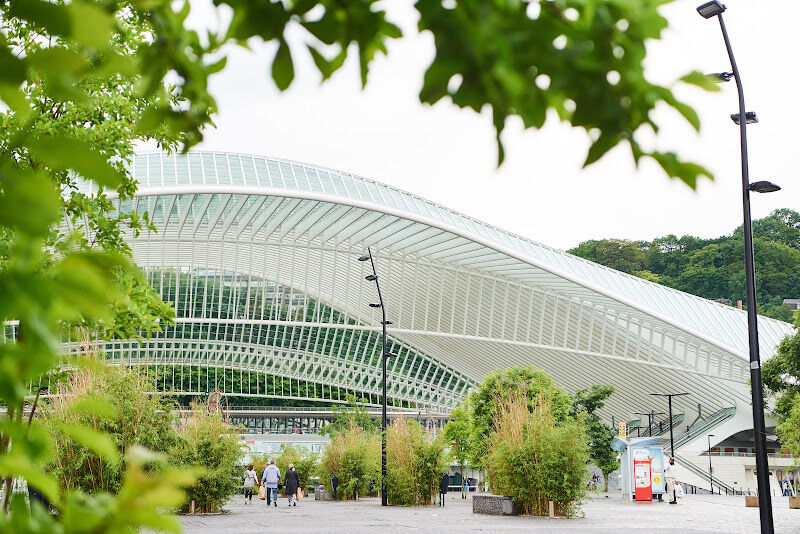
365 274 378 282
357 255 370 262
731 111 758 125
697 1 726 19
708 72 733 82
369 303 382 308
749 181 781 193
382 320 393 325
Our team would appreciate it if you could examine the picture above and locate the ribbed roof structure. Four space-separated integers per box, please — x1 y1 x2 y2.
73 151 794 424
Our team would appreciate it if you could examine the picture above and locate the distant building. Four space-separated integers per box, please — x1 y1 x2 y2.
784 299 800 310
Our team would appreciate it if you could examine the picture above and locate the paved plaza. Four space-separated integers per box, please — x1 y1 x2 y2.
179 492 800 533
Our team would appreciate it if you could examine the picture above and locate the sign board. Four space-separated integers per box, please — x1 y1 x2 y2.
618 421 627 438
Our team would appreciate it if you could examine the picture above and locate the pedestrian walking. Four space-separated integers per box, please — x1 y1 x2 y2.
330 474 339 499
262 459 281 507
664 457 677 504
243 464 259 505
285 464 300 507
439 472 449 506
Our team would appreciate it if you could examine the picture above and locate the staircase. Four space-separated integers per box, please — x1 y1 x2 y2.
674 453 736 493
663 407 736 451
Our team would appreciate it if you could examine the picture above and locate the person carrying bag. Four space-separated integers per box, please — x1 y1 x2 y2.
243 464 259 505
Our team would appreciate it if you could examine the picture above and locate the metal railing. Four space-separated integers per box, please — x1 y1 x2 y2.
665 407 736 451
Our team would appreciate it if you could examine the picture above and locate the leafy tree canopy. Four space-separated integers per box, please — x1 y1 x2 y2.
321 394 380 436
568 209 800 321
466 366 572 466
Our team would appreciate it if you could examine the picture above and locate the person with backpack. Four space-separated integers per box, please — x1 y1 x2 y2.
262 459 281 507
243 464 259 505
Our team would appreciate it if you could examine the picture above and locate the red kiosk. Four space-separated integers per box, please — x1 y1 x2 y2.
633 458 653 501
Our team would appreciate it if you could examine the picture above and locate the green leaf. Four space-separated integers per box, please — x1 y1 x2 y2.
648 150 714 189
68 1 115 49
272 40 294 91
0 166 62 236
8 0 70 38
680 70 722 92
27 136 125 188
583 133 621 167
70 396 118 419
61 422 121 464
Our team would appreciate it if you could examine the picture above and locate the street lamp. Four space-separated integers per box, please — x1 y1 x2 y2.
649 392 689 457
707 434 715 494
697 3 782 531
358 248 395 507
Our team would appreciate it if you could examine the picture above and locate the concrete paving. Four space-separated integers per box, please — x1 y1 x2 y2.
179 492 800 533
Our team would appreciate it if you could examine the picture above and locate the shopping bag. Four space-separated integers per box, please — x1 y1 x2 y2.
297 488 304 501
675 483 685 499
258 485 266 500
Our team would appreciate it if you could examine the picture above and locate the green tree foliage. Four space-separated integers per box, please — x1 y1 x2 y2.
570 385 619 490
321 395 380 436
763 312 800 425
441 406 471 491
486 390 589 516
273 445 318 495
170 403 242 513
568 209 800 321
467 366 572 466
42 365 178 495
317 421 380 500
0 0 728 529
385 418 446 506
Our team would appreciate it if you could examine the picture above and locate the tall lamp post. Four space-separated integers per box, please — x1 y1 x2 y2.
707 434 715 494
650 392 689 457
697 3 782 531
358 248 395 507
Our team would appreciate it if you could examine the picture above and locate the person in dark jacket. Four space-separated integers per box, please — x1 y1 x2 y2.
439 472 449 506
285 464 300 506
330 474 339 499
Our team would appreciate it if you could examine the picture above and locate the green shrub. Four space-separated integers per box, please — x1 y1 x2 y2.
170 403 242 513
42 365 179 495
318 421 380 500
486 391 589 517
386 418 445 505
274 445 318 494
468 366 572 466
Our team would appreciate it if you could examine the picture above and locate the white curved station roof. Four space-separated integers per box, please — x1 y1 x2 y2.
79 151 794 422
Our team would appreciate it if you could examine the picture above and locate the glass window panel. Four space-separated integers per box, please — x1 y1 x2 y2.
267 160 283 187
175 154 191 185
241 156 257 185
330 172 348 196
161 154 176 185
390 189 409 210
354 179 371 201
340 175 358 198
228 155 244 185
133 154 148 186
317 170 334 193
148 153 162 186
305 167 323 192
215 153 231 185
254 158 269 186
279 162 296 188
292 164 310 190
201 153 216 184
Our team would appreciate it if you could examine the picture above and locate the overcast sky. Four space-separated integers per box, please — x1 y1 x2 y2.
187 0 799 251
